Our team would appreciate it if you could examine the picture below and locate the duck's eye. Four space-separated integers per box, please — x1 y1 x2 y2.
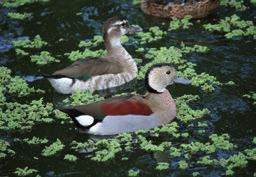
166 71 171 75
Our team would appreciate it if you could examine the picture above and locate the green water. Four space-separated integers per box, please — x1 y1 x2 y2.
0 0 256 176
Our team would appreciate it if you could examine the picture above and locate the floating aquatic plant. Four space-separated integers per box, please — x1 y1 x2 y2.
63 91 103 106
23 137 48 145
78 35 103 48
0 140 15 159
169 16 193 31
204 14 256 39
13 35 48 49
155 162 169 170
30 51 60 65
135 26 167 45
66 49 106 61
41 139 64 157
243 91 256 105
220 0 246 11
7 12 31 20
128 169 140 176
64 154 78 162
14 167 38 176
1 0 50 8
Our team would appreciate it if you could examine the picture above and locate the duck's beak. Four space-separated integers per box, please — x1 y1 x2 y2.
174 77 192 85
126 25 143 34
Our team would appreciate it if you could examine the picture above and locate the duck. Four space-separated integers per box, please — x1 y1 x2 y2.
140 0 219 19
61 64 191 135
46 17 142 94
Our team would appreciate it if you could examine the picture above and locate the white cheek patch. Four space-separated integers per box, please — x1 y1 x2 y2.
112 20 128 26
107 27 116 34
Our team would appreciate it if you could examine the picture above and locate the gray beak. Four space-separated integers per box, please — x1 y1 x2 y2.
174 77 192 85
126 25 143 33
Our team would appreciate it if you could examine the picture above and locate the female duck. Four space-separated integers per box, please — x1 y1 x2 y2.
47 17 142 94
62 64 191 135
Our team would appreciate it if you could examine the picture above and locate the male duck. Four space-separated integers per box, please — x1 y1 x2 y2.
141 0 219 19
47 17 142 94
62 64 191 135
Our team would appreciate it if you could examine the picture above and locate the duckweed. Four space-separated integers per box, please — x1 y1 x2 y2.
63 91 103 106
243 91 256 105
78 35 103 48
178 160 188 170
23 137 48 145
169 16 192 31
14 167 38 176
12 35 48 49
66 49 105 61
64 154 78 162
135 26 166 45
128 169 140 177
155 162 169 171
220 0 246 11
30 51 60 65
7 12 31 20
204 14 256 39
41 139 64 157
1 0 50 8
0 140 15 159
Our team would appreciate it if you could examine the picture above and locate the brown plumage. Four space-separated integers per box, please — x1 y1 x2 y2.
141 0 219 19
47 17 142 94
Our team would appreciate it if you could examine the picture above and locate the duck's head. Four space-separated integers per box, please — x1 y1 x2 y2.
103 17 142 48
145 64 192 93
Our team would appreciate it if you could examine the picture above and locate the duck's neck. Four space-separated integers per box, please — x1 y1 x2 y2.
104 35 129 58
146 90 176 123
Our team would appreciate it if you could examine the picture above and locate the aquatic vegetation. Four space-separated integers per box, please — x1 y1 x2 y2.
0 140 15 159
66 49 106 61
64 154 78 162
155 162 169 170
251 0 256 5
14 167 38 176
23 137 48 145
169 16 193 31
204 14 256 39
15 48 29 56
78 35 103 48
178 160 188 170
0 99 55 131
220 0 246 11
176 95 210 123
1 0 50 8
30 51 60 65
243 91 256 105
12 35 48 49
41 139 64 157
135 26 167 45
63 91 103 106
0 67 42 97
7 12 31 20
128 169 140 176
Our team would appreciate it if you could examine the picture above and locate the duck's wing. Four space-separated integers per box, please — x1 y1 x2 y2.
61 95 154 131
52 57 123 79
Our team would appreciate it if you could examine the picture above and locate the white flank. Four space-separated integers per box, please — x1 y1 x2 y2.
88 114 160 135
48 78 74 94
75 115 94 127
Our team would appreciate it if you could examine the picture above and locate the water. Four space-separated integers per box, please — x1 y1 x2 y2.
0 0 256 176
